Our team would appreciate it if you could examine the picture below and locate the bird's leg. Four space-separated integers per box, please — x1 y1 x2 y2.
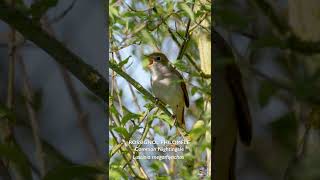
154 97 166 107
171 114 177 126
154 97 160 104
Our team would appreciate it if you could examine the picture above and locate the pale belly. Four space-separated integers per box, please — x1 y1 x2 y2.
152 77 184 109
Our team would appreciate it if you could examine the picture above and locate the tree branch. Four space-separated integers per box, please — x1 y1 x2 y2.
109 61 171 117
18 56 46 177
0 1 108 102
249 0 288 35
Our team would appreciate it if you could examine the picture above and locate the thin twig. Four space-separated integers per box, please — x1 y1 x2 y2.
109 130 144 179
114 51 142 111
110 111 149 179
189 12 210 33
48 0 77 24
249 0 288 35
109 110 150 158
39 11 102 164
167 27 210 79
283 106 311 180
59 66 100 162
0 1 18 177
18 56 46 177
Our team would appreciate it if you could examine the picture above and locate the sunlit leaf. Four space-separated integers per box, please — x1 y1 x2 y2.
112 127 130 140
118 56 131 68
121 111 141 126
156 114 174 127
109 143 123 157
190 120 205 140
178 2 195 21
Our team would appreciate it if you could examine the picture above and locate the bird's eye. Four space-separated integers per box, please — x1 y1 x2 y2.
155 56 161 61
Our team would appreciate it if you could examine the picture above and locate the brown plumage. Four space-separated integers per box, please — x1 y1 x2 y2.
147 52 189 128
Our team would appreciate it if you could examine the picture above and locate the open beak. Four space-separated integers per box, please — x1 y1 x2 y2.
148 58 154 67
143 54 154 68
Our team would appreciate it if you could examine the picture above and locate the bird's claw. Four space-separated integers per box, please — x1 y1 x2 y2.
171 114 177 126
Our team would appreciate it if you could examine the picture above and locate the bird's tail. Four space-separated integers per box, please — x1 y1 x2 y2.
176 106 185 129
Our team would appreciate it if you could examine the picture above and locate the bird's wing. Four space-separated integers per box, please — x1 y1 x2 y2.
172 67 189 107
225 63 252 146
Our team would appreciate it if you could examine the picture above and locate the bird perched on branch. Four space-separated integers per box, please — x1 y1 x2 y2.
146 52 189 129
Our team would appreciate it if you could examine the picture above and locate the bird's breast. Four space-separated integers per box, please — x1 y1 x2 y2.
151 74 183 108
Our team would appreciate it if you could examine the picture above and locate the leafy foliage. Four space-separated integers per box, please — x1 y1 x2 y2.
109 0 211 179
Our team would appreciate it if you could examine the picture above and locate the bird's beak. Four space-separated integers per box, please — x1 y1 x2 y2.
148 58 154 67
143 55 154 67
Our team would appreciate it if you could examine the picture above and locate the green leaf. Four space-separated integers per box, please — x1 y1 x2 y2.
118 56 131 68
109 165 127 180
112 127 130 140
128 126 142 137
153 126 165 137
140 30 155 46
109 143 123 157
121 107 141 125
121 112 140 125
258 81 277 107
109 104 120 117
156 176 171 180
150 160 163 171
191 86 198 96
144 103 155 111
195 97 204 109
43 165 105 180
178 2 195 21
190 120 205 140
30 0 59 21
0 143 32 179
156 114 174 127
172 60 188 72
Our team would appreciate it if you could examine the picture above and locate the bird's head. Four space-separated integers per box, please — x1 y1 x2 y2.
145 52 169 68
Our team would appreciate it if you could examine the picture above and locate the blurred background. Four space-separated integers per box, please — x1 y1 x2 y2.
215 0 320 180
0 0 107 179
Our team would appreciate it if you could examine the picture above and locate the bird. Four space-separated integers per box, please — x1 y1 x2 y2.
146 52 189 129
213 30 252 180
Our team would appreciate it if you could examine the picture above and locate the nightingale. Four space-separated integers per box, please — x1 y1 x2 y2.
146 52 189 129
213 30 252 180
